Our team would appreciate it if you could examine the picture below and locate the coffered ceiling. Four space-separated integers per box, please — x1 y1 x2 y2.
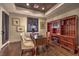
15 3 57 13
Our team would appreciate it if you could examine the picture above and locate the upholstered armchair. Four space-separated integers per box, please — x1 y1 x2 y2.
20 33 35 56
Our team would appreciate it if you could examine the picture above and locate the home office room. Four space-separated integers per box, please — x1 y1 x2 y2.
0 1 79 57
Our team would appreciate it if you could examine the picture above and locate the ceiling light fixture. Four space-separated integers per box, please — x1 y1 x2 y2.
42 7 45 10
26 3 30 6
34 4 39 8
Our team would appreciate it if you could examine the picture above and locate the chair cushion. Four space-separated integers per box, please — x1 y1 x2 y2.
21 33 35 49
22 40 34 49
23 41 34 47
25 37 32 40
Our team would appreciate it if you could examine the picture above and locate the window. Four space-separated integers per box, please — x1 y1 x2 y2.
27 17 38 32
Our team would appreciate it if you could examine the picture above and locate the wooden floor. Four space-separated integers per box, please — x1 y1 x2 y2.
22 43 78 56
1 41 78 56
38 44 78 56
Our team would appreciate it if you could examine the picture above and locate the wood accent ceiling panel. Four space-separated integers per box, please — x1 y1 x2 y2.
15 3 57 13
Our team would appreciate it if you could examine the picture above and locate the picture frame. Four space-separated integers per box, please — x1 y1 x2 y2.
40 21 46 29
12 18 20 26
17 26 25 32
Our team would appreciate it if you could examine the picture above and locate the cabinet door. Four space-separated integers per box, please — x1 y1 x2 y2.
47 23 51 32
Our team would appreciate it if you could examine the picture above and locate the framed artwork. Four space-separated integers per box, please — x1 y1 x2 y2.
27 17 38 32
40 22 46 29
17 26 25 32
12 18 20 26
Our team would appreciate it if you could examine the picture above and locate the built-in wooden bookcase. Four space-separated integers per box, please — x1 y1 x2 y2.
51 20 60 44
47 20 61 45
60 15 77 37
60 15 78 53
51 20 60 35
47 15 78 53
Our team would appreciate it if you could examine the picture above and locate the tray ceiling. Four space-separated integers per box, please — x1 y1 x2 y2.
15 3 57 13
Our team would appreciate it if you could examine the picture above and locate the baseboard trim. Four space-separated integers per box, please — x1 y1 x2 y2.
9 40 21 44
0 40 21 51
0 41 10 51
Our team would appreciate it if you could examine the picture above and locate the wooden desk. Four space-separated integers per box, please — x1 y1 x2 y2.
32 37 48 55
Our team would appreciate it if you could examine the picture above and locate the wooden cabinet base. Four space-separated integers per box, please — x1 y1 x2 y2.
60 44 77 54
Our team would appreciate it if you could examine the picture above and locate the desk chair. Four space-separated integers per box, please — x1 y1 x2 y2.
20 33 35 56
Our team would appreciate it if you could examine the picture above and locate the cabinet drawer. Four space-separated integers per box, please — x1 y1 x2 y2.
60 40 75 49
59 36 65 41
59 36 74 43
66 43 75 49
64 37 74 43
60 40 66 45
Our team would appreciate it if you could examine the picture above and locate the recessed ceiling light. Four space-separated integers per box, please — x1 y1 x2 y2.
34 4 39 8
26 3 30 6
42 7 45 10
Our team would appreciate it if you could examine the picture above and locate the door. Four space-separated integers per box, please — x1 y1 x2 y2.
2 11 9 44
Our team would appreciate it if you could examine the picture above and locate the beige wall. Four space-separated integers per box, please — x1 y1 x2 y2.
9 14 47 42
39 18 47 37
